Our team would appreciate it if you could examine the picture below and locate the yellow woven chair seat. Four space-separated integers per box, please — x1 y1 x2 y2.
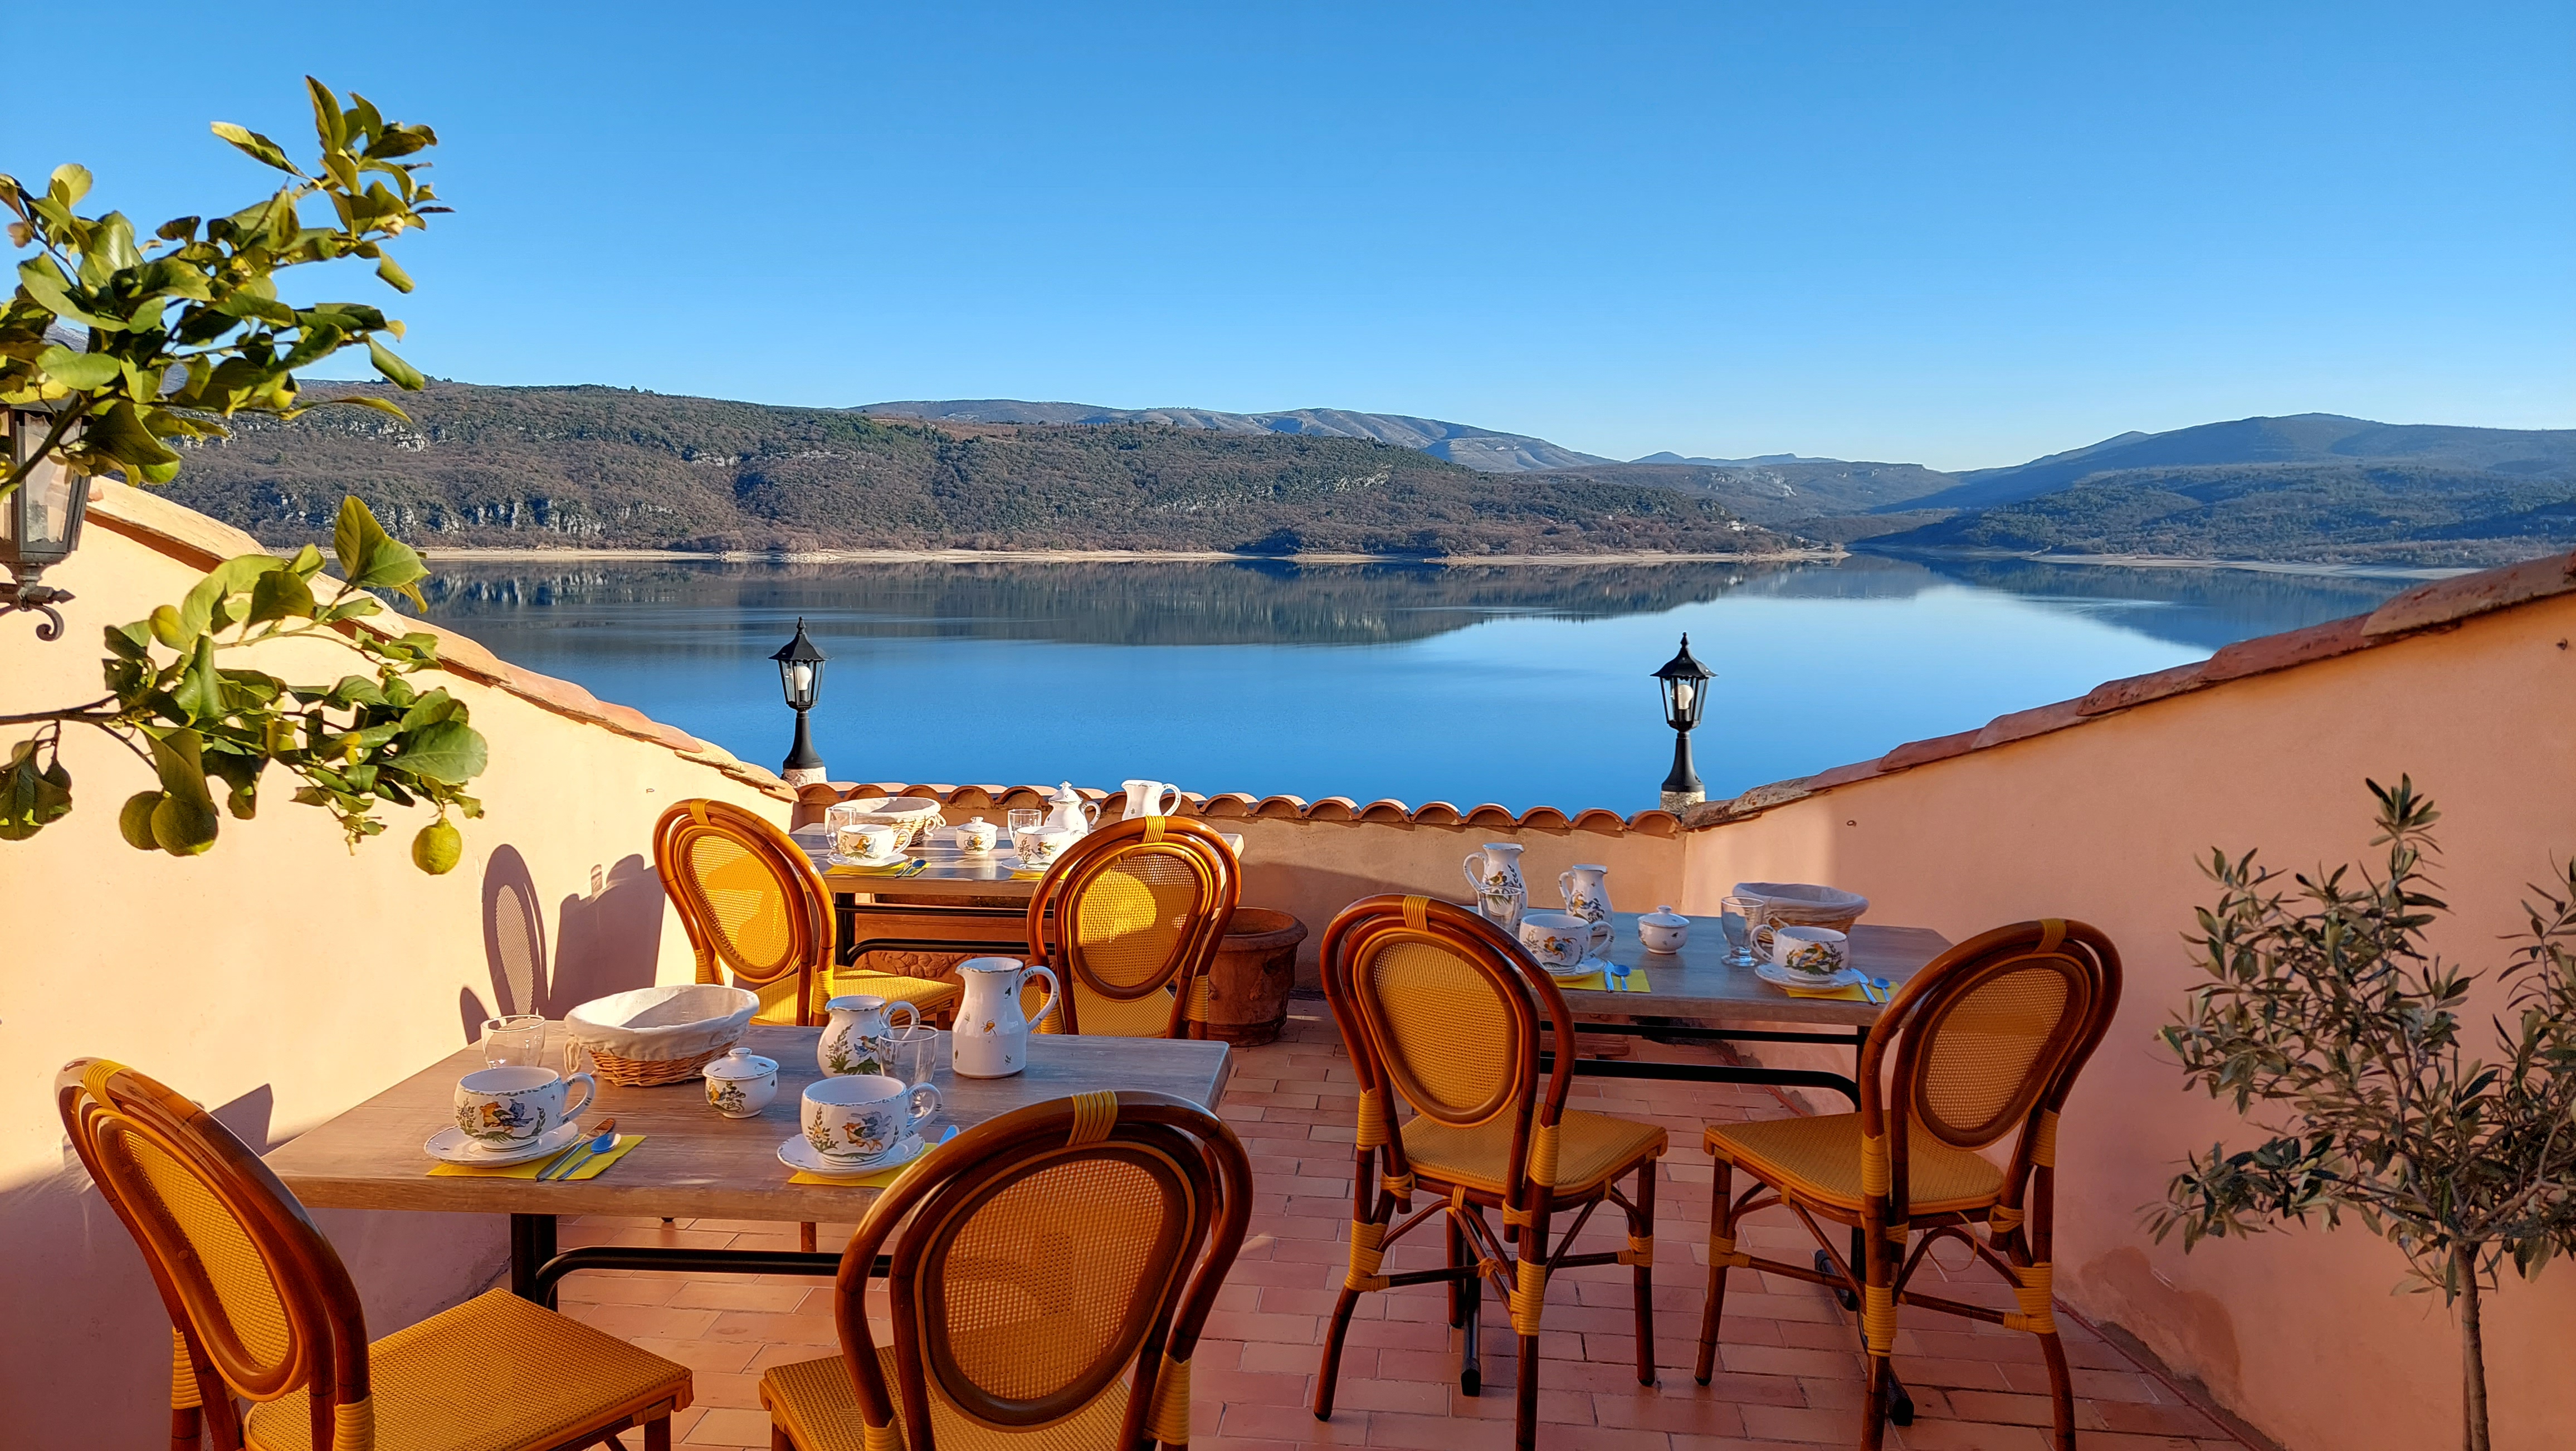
762 1344 1131 1451
823 972 963 1019
243 1289 690 1451
1706 1113 2005 1215
1401 1110 1666 1197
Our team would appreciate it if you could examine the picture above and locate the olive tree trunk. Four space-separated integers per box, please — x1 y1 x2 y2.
2458 1245 2489 1451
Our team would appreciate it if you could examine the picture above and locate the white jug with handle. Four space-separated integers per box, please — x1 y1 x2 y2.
1120 779 1182 820
816 995 920 1078
1461 841 1528 934
1043 782 1102 839
1559 864 1612 927
952 957 1061 1078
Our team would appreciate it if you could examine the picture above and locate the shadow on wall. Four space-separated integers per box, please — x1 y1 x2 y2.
457 849 666 1041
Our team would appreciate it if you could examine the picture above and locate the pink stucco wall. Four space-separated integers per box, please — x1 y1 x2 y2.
1677 590 2576 1450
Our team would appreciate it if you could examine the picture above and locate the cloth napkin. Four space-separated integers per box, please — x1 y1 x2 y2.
430 1134 644 1179
1553 965 1651 993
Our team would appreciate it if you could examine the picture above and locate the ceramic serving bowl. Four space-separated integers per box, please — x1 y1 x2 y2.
830 797 945 851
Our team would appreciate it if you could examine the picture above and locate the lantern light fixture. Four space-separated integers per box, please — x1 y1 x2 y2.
1651 633 1713 810
0 407 87 640
770 617 827 785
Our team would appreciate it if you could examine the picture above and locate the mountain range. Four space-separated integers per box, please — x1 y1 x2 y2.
856 400 1611 472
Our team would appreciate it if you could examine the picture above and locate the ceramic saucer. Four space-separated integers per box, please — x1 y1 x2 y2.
827 851 913 869
996 854 1052 873
1549 955 1623 982
426 1118 586 1167
778 1133 928 1179
1753 961 1867 991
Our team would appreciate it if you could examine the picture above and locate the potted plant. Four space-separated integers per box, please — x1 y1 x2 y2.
2153 778 2576 1451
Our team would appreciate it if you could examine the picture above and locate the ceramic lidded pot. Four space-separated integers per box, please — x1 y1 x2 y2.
1638 905 1690 954
701 1051 779 1118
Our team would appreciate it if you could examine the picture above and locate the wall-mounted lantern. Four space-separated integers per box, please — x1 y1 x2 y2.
1 408 86 640
770 617 828 787
1652 632 1712 811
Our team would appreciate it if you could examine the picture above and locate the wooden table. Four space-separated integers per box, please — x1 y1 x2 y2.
1544 912 1953 1109
265 1023 1232 1303
817 831 1245 968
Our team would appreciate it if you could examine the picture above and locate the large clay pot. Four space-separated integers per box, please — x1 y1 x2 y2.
1198 908 1307 1046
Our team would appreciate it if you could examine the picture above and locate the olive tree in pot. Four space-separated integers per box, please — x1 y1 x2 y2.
0 80 486 871
2152 778 2576 1451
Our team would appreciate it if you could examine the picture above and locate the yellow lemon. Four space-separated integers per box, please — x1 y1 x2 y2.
412 817 462 875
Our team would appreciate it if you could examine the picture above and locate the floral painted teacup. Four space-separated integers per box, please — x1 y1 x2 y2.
1769 925 1851 978
1019 828 1078 869
836 822 901 860
802 1074 941 1163
1519 910 1612 973
454 1065 596 1148
702 1051 779 1119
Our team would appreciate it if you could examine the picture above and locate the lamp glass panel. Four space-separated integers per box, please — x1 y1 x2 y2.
3 447 79 563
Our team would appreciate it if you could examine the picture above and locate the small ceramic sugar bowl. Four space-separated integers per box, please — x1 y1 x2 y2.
956 817 999 854
702 1050 779 1119
1638 905 1691 954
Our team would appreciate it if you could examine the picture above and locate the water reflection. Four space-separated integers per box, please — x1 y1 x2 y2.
408 555 2414 810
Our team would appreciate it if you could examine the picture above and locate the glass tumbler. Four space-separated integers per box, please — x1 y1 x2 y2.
1007 809 1044 859
884 1024 944 1090
1720 895 1767 967
482 1014 549 1068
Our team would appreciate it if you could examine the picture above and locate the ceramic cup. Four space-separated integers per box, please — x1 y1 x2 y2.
957 817 999 853
837 822 901 860
1020 827 1078 869
1769 925 1851 978
802 1074 941 1162
1519 910 1613 973
701 1051 779 1119
1638 906 1690 954
454 1065 596 1148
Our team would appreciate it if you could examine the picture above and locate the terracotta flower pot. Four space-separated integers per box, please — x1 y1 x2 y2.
1199 908 1307 1046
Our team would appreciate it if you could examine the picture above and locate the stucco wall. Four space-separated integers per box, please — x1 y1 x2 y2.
1676 591 2576 1451
0 509 787 1449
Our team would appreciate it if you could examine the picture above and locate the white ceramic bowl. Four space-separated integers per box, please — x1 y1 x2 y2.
565 983 759 1063
828 797 945 850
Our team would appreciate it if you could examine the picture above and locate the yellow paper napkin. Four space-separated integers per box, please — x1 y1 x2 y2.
788 1158 916 1188
827 860 924 878
1553 966 1651 993
1783 983 1868 1000
430 1134 645 1179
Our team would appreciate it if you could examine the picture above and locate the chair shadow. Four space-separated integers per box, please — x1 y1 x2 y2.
457 849 666 1043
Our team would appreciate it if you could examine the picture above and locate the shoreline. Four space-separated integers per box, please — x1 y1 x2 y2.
1857 544 2476 581
414 546 1849 565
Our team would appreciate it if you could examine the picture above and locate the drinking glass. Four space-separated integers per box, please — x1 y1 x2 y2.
482 1014 549 1068
883 1024 944 1089
1007 809 1044 859
1720 896 1766 967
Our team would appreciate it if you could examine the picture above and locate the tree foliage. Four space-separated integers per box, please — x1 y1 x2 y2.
2151 778 2576 1450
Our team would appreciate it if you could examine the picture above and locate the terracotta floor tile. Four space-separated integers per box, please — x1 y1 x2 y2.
679 1405 775 1447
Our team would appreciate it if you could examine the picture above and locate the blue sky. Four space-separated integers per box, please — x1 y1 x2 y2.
9 2 2570 470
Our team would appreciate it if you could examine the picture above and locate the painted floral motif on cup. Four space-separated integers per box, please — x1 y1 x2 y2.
709 1078 751 1114
1783 941 1846 976
458 1096 542 1142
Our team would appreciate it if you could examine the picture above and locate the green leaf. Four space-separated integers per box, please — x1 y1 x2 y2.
374 255 414 293
170 636 224 720
248 566 317 624
203 749 265 821
394 720 487 785
0 738 74 841
48 164 94 205
306 77 349 153
210 122 297 173
334 495 392 582
365 335 426 389
352 535 425 593
85 400 183 472
37 345 121 391
17 257 122 330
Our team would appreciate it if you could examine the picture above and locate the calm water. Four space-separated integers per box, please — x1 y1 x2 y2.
408 556 2414 814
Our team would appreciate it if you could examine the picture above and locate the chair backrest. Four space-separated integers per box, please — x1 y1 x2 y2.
1320 894 1580 1207
829 1090 1251 1451
653 799 831 1026
1860 919 2123 1214
57 1059 370 1451
1026 816 1241 1038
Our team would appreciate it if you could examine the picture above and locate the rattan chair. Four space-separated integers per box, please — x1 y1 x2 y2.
655 800 960 1028
1024 816 1240 1039
758 1089 1252 1451
1314 894 1667 1451
1693 918 2123 1450
56 1058 691 1451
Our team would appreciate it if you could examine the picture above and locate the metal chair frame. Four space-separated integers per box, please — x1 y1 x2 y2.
1691 918 2123 1450
1313 894 1664 1451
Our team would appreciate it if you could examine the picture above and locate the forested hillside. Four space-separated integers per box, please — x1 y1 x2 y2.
158 383 1791 556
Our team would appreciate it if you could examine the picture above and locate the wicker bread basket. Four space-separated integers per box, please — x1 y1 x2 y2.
565 983 759 1086
1734 881 1870 936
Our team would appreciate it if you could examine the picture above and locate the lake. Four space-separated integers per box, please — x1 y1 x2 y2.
408 555 2417 814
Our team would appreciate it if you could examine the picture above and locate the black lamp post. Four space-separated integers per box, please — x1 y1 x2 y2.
1652 632 1713 810
770 617 827 786
1 407 87 641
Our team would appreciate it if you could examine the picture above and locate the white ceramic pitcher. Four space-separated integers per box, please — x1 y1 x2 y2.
1120 779 1182 820
1461 842 1528 934
952 957 1061 1078
817 994 921 1078
1559 863 1612 927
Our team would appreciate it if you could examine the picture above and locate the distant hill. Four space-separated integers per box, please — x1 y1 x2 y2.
855 400 1613 473
1520 460 1959 530
1900 413 2576 514
158 382 1792 557
1871 460 2576 567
